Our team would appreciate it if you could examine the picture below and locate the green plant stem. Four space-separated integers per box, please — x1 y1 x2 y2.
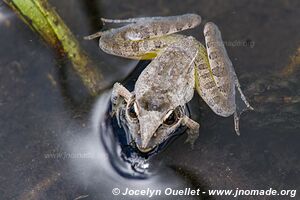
4 0 104 95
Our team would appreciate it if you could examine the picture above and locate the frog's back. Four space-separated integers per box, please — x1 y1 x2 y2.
134 37 198 112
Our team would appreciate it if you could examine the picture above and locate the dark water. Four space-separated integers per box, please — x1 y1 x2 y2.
0 0 300 199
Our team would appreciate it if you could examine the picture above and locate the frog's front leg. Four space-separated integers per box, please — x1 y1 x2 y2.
111 83 132 126
181 116 200 148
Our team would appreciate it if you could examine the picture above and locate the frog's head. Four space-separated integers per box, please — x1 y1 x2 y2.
124 93 185 153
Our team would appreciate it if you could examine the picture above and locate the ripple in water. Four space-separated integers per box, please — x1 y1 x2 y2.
65 91 197 199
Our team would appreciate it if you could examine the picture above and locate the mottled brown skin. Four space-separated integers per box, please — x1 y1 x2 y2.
87 14 253 152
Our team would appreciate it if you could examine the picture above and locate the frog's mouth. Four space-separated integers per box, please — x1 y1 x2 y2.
133 135 157 153
137 145 154 153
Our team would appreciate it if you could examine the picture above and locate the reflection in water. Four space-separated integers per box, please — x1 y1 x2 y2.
0 5 14 23
66 91 199 199
93 90 151 178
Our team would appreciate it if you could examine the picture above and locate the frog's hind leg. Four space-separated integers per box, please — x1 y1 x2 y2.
195 22 252 135
101 14 201 26
101 17 146 24
111 14 201 41
204 22 253 135
100 15 200 24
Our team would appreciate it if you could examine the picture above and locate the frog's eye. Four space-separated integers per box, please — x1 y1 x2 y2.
127 101 138 119
163 109 179 126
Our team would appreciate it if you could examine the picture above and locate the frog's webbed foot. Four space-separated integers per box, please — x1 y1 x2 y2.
233 76 254 135
182 116 200 149
111 83 132 126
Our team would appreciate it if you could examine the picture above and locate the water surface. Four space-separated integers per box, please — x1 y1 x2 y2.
0 0 299 199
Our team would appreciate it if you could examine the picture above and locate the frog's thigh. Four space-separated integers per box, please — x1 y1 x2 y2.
195 43 235 117
123 14 201 41
196 23 236 115
204 22 253 112
204 22 235 99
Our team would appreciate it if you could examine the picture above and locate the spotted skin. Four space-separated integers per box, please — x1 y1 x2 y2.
99 14 201 59
194 23 236 117
89 14 252 152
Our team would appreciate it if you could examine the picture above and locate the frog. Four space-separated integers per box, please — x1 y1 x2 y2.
85 13 253 153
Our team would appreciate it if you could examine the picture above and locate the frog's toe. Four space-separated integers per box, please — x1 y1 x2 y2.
184 129 199 149
181 116 200 148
